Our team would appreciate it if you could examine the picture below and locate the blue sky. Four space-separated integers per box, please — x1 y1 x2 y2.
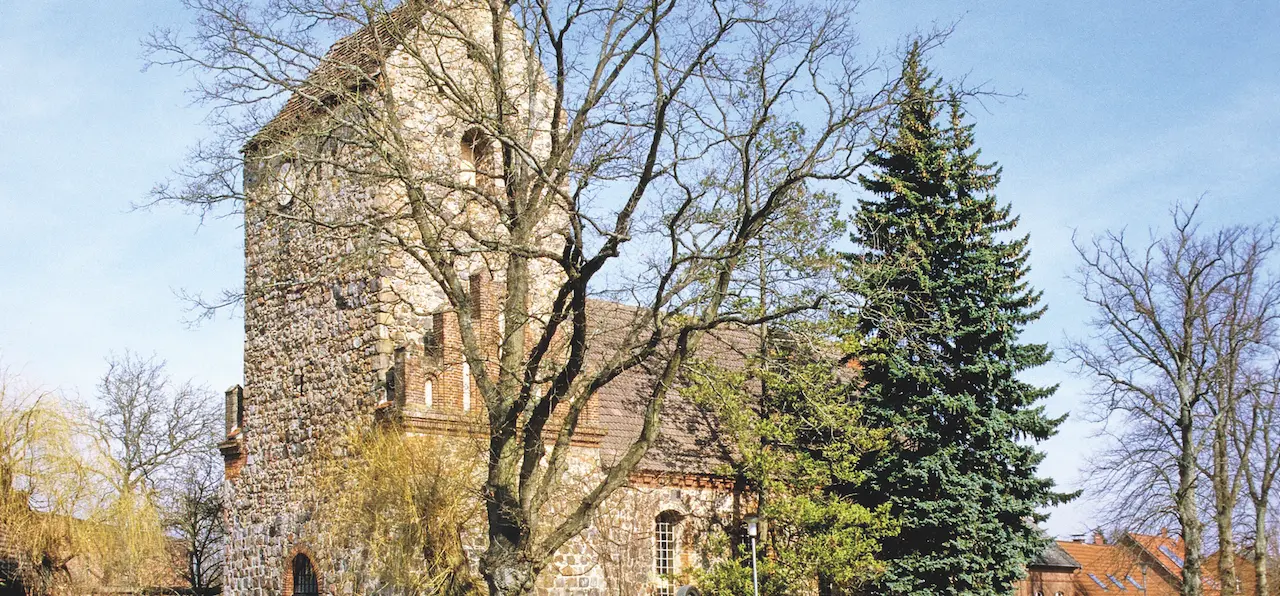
3 1 1280 539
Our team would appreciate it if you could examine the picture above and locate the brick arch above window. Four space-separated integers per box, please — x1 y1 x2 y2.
283 545 321 596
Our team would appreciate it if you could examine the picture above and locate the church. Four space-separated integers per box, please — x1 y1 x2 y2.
216 2 747 594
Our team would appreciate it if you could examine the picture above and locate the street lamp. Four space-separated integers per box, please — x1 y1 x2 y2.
1139 562 1148 596
745 515 760 596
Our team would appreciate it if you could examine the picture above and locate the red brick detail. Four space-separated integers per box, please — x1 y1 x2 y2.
384 270 608 447
399 410 605 447
219 434 246 480
282 544 321 596
628 470 735 491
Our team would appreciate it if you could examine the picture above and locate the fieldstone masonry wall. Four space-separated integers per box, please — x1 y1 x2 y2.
224 182 393 594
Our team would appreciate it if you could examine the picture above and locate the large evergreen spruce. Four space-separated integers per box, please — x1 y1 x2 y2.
847 45 1070 595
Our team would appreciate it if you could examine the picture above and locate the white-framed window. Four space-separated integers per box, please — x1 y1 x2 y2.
425 378 434 408
654 510 682 596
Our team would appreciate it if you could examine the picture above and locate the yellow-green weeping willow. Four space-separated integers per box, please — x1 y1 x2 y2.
1 374 173 596
1 382 83 595
82 493 173 592
314 428 486 595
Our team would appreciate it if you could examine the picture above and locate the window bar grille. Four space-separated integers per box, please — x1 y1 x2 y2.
655 517 675 596
293 555 318 596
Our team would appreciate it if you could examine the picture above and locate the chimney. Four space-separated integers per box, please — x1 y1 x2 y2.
224 385 244 436
1093 531 1106 545
1160 527 1168 538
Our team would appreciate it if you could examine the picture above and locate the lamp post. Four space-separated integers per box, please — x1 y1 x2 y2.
1139 562 1148 596
746 515 760 596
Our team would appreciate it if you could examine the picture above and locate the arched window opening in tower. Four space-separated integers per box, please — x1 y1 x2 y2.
459 128 492 191
291 554 318 596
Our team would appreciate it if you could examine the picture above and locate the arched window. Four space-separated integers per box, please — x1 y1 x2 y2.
654 510 683 596
291 554 318 596
459 128 492 190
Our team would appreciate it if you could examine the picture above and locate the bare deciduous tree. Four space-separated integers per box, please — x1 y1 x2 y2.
88 351 219 497
1069 203 1278 596
1198 223 1280 596
145 0 919 592
165 449 225 596
1233 368 1280 596
85 351 221 592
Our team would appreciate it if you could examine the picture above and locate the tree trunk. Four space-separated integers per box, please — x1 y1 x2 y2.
480 427 537 596
1215 420 1238 596
481 542 536 596
1181 413 1205 596
1256 498 1268 596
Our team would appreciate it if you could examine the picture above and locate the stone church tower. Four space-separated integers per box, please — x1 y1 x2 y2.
218 3 741 595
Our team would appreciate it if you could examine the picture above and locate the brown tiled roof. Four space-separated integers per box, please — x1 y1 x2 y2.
249 0 430 150
1127 532 1188 578
1030 540 1081 570
585 300 757 476
1057 539 1167 595
1203 549 1261 595
1050 533 1262 596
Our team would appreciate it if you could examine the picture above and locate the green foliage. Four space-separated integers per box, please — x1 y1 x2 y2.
687 345 899 596
842 43 1072 595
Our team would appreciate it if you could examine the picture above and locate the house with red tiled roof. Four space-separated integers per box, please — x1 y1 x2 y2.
1018 530 1266 596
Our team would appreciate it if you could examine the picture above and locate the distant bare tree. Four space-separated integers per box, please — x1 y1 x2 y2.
143 0 929 592
88 351 219 497
86 351 221 591
1234 369 1280 596
165 450 224 596
1199 223 1280 596
1069 203 1279 596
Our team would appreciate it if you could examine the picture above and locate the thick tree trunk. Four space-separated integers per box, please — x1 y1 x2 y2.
1256 499 1269 596
1214 421 1238 596
479 395 538 596
480 391 536 596
480 538 536 596
1180 414 1205 596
